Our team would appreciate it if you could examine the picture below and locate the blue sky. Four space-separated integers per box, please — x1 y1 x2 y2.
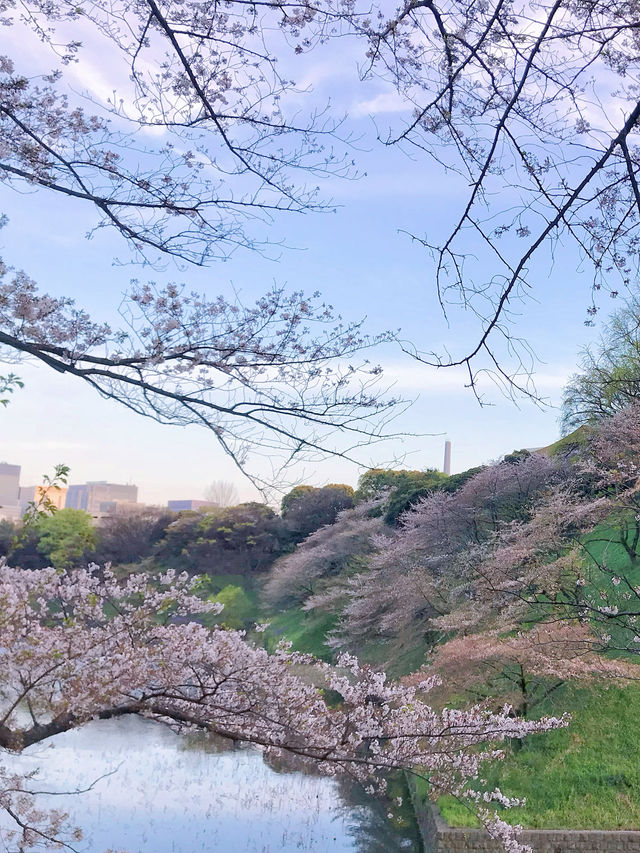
0 25 611 505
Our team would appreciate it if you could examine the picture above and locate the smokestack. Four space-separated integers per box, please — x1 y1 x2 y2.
443 440 451 476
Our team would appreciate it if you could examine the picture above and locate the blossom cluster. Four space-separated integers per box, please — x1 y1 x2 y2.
0 563 566 850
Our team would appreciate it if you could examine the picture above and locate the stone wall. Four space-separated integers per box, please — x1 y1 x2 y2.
408 783 640 853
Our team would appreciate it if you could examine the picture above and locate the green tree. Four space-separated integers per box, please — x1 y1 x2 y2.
35 509 97 570
0 520 15 558
155 503 285 575
281 484 355 542
382 470 449 525
354 469 415 503
562 299 640 433
440 466 486 494
280 486 316 516
353 468 449 525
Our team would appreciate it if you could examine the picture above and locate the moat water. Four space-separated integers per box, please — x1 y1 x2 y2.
3 715 422 852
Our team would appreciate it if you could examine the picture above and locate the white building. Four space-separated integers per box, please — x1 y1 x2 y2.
0 462 21 521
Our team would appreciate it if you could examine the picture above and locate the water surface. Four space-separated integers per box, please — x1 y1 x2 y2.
5 716 421 852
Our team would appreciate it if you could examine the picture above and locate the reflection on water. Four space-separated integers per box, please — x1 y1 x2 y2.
3 716 421 852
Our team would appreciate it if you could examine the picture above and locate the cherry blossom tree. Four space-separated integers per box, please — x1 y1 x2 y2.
4 0 640 402
416 622 637 719
0 563 565 851
0 9 350 265
0 268 399 487
264 498 384 607
316 453 565 657
0 0 404 487
418 407 640 658
354 0 640 391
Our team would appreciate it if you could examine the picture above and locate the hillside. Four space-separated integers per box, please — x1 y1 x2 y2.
260 413 640 830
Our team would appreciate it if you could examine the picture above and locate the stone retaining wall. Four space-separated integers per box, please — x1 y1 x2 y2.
408 783 640 853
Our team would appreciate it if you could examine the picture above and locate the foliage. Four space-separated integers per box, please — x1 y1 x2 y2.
7 525 44 571
438 466 486 494
280 483 355 542
206 585 256 630
33 508 97 570
354 469 425 503
280 486 316 515
382 470 448 526
94 510 175 566
0 372 22 407
155 502 286 574
562 299 640 433
20 464 70 529
7 464 73 568
0 520 15 557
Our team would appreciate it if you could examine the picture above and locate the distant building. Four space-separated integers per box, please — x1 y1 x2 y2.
19 485 68 514
168 499 219 513
97 500 147 516
65 484 88 511
66 481 138 516
0 462 21 521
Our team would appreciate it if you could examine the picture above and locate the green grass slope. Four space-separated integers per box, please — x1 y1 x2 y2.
435 682 640 829
261 607 337 660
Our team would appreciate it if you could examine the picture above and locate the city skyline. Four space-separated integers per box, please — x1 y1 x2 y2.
1 462 249 518
0 463 142 520
2 353 570 508
0 436 517 515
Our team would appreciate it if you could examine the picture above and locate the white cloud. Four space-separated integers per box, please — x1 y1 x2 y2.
295 58 353 92
351 91 412 118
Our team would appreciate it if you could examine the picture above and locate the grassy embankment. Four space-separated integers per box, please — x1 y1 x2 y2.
268 602 640 830
260 603 433 675
261 607 337 660
433 682 640 829
257 516 640 830
434 519 640 829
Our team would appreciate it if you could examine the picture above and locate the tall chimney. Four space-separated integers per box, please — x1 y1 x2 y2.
443 440 451 476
